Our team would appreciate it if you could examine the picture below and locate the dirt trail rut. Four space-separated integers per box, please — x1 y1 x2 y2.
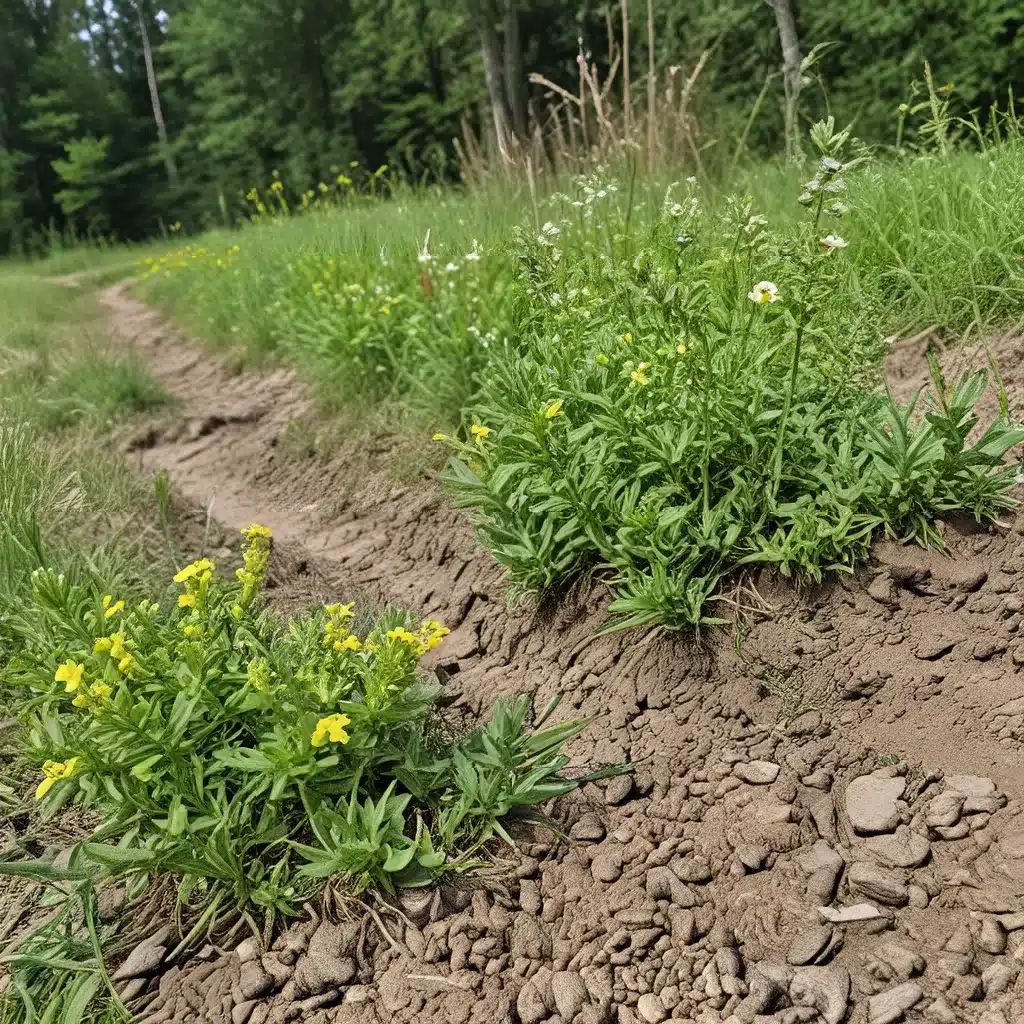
98 280 1024 1023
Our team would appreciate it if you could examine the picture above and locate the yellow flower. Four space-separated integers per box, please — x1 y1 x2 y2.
620 332 632 344
676 343 688 356
241 524 272 540
380 305 390 315
417 620 450 651
90 683 112 701
544 400 564 420
109 633 128 661
183 624 199 638
747 281 779 305
117 655 136 676
334 634 363 652
103 595 125 619
311 713 352 747
387 627 420 648
470 424 490 444
55 661 84 693
35 758 79 799
93 637 112 654
432 432 448 442
596 353 609 366
630 362 651 387
173 558 216 584
325 602 355 621
178 593 196 609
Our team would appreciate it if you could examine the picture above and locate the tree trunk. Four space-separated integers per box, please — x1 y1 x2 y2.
470 0 515 162
501 0 527 140
136 3 178 188
621 0 632 138
771 0 803 160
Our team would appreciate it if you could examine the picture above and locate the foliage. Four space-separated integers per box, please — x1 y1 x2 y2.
2 527 617 924
434 122 1024 629
9 0 1024 252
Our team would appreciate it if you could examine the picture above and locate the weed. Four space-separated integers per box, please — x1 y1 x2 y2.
2 527 622 935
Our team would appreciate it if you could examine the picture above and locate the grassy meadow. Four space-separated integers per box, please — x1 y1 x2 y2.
128 113 1024 627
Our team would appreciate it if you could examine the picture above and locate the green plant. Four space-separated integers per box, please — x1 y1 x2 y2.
436 122 1024 630
2 526 621 932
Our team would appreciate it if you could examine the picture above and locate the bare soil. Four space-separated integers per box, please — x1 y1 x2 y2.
39 285 1024 1022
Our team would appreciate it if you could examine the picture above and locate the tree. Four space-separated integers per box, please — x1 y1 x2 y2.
768 0 802 159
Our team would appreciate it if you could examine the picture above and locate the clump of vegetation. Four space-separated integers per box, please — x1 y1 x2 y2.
437 120 1024 628
4 524 617 927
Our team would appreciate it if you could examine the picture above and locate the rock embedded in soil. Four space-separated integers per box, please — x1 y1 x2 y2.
863 827 931 868
112 942 169 981
846 774 907 834
551 971 589 1020
635 993 667 1023
819 903 881 924
733 760 780 785
604 775 633 806
786 926 836 966
867 981 923 1023
848 863 909 906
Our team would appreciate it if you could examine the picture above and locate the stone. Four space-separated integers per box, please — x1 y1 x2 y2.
787 926 835 966
238 961 274 1000
945 775 997 798
867 982 923 1023
570 814 607 842
735 843 768 871
551 972 589 1020
592 854 623 884
636 993 667 1023
517 980 547 1024
978 917 1007 955
734 761 780 785
819 903 881 924
875 943 924 979
789 966 850 1024
998 828 1024 859
926 792 965 829
848 862 908 906
343 986 375 1004
846 775 906 834
982 962 1015 997
112 944 168 981
863 827 931 868
922 998 957 1023
605 776 634 806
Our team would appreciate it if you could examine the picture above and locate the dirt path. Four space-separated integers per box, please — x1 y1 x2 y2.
98 280 1024 1024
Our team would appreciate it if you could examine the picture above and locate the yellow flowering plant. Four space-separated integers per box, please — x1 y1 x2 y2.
5 525 621 922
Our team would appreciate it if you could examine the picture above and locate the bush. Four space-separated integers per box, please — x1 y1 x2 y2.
5 525 617 925
437 121 1024 630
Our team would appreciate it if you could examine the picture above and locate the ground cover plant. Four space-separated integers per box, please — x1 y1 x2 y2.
437 121 1024 628
4 526 617 927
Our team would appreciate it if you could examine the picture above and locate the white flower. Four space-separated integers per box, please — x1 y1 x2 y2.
821 234 848 252
445 262 460 272
417 230 433 264
748 281 779 305
541 221 560 236
464 239 482 261
686 176 697 185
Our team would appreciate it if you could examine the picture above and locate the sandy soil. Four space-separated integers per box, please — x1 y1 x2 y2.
30 284 1024 1023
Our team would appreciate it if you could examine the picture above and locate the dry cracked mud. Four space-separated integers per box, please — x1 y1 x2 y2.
18 283 1024 1024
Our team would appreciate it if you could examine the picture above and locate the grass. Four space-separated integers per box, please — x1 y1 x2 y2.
126 114 1024 628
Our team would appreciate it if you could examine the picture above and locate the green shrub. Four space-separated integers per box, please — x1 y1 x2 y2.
5 525 617 925
438 121 1024 629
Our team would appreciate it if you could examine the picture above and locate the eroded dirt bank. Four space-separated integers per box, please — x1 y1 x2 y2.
93 281 1024 1023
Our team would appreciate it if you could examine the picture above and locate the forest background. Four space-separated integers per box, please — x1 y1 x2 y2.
2 0 1023 254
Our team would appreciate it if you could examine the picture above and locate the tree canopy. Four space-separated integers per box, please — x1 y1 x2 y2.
3 0 1024 253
